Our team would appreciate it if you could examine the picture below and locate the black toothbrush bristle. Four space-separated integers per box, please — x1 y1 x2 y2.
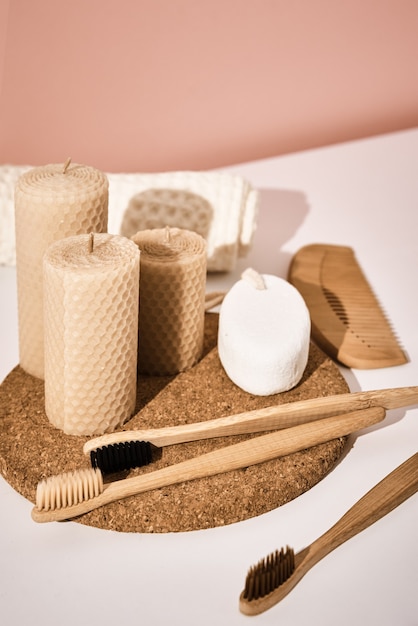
243 546 295 601
90 441 154 474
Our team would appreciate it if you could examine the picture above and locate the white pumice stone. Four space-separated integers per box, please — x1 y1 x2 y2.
218 269 311 396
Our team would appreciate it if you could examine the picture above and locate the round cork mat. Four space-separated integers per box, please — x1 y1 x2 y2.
0 313 348 533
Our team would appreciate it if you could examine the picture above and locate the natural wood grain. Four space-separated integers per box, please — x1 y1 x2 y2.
0 313 351 533
32 406 385 523
83 386 418 452
288 244 407 368
239 451 418 615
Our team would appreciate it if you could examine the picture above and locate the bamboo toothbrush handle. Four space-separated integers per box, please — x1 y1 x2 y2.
308 452 418 565
34 407 385 523
83 386 418 452
238 451 418 616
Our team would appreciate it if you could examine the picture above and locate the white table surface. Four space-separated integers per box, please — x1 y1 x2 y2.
1 129 417 626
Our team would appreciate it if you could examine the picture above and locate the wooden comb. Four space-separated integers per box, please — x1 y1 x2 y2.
288 244 407 369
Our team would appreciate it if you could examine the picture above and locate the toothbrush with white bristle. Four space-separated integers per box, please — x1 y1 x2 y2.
32 407 385 523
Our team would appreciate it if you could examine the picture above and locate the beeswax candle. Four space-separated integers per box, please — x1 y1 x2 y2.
14 161 108 379
132 227 207 375
43 233 140 436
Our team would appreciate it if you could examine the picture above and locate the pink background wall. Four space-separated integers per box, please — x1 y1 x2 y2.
0 0 417 173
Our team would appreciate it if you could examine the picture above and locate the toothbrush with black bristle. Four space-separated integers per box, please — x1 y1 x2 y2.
84 386 418 475
89 440 157 474
33 407 386 523
239 451 418 616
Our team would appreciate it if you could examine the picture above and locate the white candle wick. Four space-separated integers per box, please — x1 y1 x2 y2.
164 225 171 244
241 267 266 290
63 157 72 174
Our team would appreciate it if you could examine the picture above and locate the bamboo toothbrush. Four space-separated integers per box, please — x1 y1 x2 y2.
239 451 418 616
32 406 385 523
83 386 418 474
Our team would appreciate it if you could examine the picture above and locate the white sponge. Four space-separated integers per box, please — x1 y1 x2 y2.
218 269 311 396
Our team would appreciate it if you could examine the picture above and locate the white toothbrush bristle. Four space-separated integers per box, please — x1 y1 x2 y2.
35 468 104 511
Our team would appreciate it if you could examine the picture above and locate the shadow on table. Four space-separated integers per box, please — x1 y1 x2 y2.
235 187 310 279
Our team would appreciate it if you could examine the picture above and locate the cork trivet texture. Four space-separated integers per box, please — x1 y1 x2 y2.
0 313 348 533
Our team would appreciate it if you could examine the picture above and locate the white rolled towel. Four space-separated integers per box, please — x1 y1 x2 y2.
218 269 311 396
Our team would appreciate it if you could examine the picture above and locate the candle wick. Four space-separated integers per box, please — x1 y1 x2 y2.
164 225 171 243
88 233 94 253
242 267 266 290
63 157 72 174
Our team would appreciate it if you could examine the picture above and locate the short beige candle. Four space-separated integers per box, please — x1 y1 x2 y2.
43 233 140 436
132 227 207 375
14 160 108 379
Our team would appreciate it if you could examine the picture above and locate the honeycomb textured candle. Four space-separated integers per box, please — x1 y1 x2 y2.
14 162 108 379
132 227 207 375
43 234 140 436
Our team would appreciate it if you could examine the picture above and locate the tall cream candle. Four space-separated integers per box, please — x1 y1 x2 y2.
14 160 108 379
43 233 140 436
132 227 207 375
